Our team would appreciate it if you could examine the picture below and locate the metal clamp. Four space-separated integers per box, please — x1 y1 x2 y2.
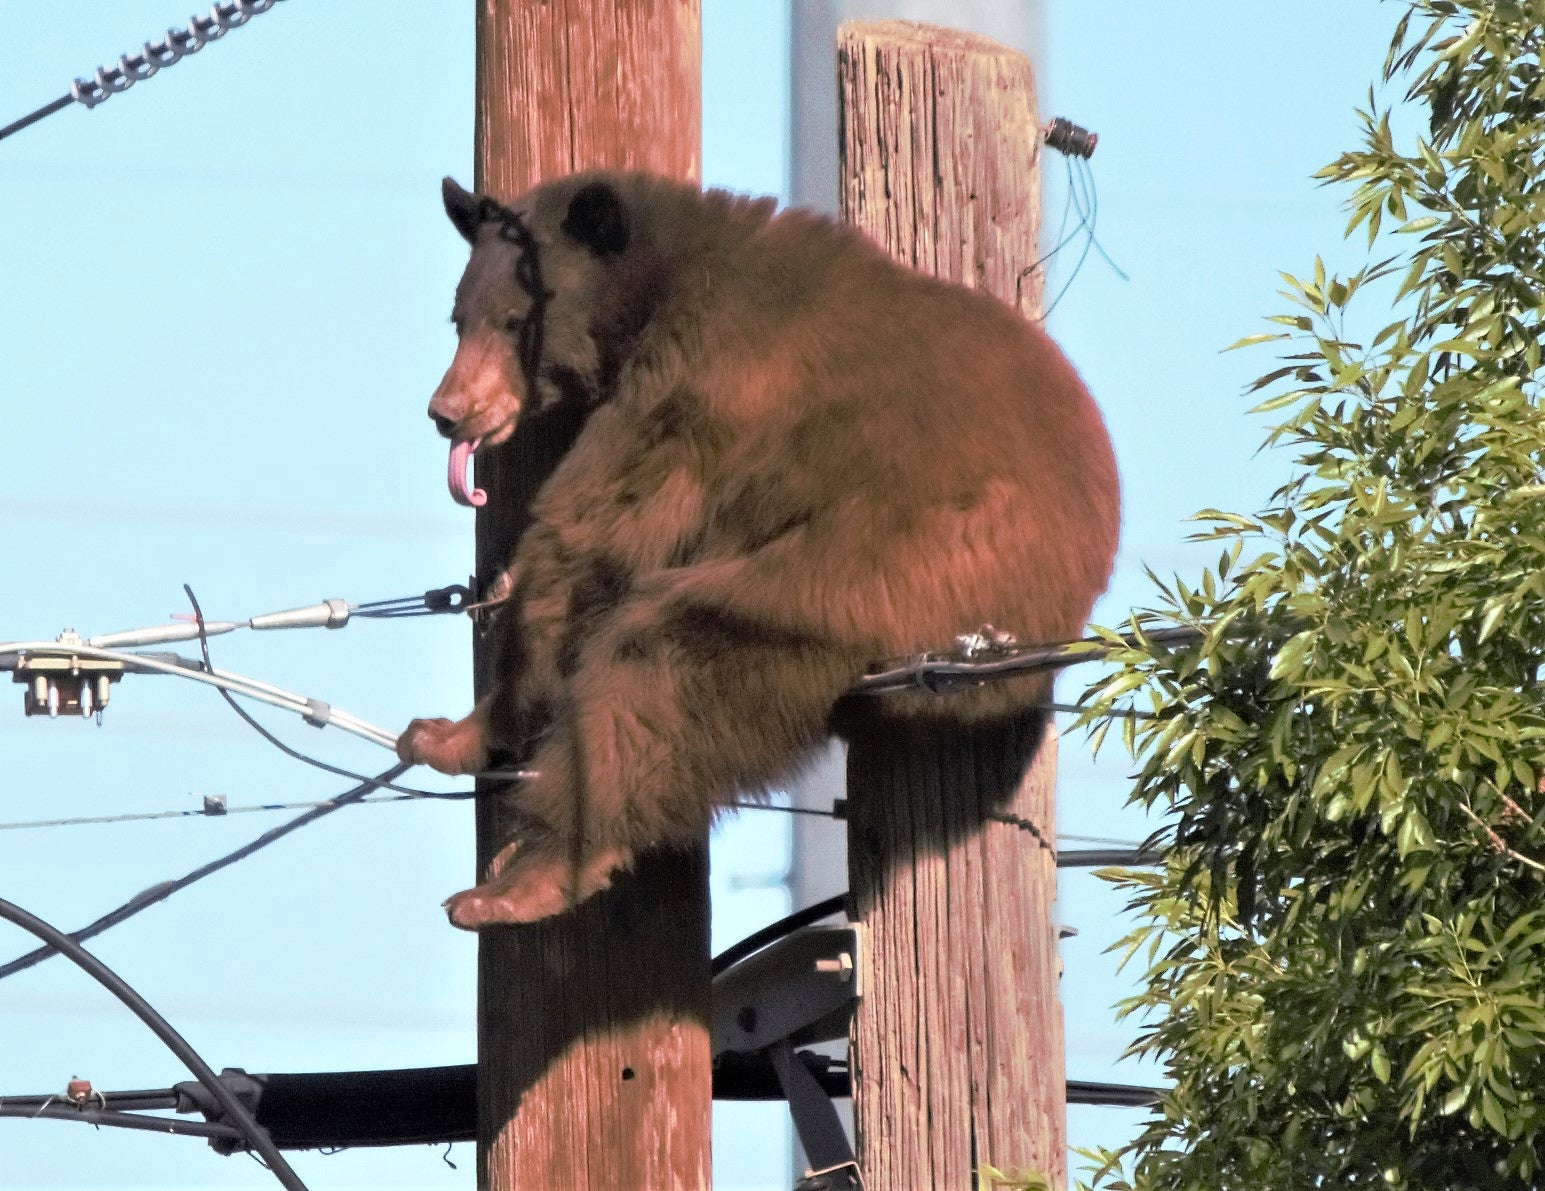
713 924 864 1191
10 631 122 720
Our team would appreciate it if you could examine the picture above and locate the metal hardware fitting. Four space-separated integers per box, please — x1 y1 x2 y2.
10 631 122 719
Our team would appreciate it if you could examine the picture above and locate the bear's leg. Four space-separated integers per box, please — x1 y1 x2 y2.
442 597 862 928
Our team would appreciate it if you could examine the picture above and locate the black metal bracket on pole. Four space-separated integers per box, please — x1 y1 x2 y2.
712 923 864 1190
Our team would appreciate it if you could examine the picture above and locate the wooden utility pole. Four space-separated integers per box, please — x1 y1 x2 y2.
471 4 708 1189
838 21 1066 1190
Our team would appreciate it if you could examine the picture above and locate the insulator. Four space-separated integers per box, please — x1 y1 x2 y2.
1044 117 1098 160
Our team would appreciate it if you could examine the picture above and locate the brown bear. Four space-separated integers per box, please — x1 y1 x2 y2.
398 171 1120 928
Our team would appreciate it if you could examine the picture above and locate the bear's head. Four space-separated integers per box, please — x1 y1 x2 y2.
428 175 635 502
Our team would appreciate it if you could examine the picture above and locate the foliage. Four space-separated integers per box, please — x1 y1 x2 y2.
979 1164 1052 1191
1078 3 1545 1187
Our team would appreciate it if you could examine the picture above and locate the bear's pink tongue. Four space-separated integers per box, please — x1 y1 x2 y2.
447 438 487 508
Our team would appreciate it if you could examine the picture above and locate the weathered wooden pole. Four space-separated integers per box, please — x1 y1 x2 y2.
838 21 1066 1190
471 4 708 1189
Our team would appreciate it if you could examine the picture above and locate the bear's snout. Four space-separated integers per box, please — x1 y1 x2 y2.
426 331 521 445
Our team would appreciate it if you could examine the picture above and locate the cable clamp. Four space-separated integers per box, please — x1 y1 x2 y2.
424 585 470 613
954 624 1020 658
65 1077 102 1109
302 699 331 729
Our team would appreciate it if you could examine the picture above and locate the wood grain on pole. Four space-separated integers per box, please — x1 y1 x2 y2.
838 20 1065 1189
472 4 708 1189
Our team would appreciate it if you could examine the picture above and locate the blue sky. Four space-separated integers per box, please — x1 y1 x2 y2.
0 2 1404 1187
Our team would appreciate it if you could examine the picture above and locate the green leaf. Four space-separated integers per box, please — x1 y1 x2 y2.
1224 331 1293 351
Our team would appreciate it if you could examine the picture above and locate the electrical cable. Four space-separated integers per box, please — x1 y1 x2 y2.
181 584 501 799
710 846 1156 988
0 890 1160 1157
711 894 848 978
853 624 1204 695
1024 155 1093 294
0 603 1181 975
0 1103 243 1141
0 631 522 800
0 794 1156 868
1 1060 1158 1152
1074 156 1129 281
1060 848 1160 869
0 763 410 983
1038 155 1129 319
2 604 1186 785
0 826 1132 1022
0 895 308 1190
727 799 843 818
1041 157 1101 318
0 789 474 833
4 1086 179 1112
0 634 480 798
1061 832 1153 848
176 584 530 794
0 639 398 751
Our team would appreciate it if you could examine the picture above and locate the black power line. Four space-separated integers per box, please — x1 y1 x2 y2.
0 1103 243 1142
2 1061 1160 1154
0 896 307 1190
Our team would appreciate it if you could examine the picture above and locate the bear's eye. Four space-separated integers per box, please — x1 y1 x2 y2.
502 312 524 332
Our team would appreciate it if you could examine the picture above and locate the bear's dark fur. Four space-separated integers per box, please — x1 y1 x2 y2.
399 172 1120 927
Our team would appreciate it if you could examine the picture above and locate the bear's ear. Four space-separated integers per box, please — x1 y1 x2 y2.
561 181 629 256
442 177 482 244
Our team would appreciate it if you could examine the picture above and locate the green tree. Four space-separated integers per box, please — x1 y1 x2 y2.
1079 3 1545 1187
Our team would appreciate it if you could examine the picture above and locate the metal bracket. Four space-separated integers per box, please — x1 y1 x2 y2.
9 632 122 719
712 924 864 1191
711 924 862 1056
172 1068 264 1156
772 1041 862 1191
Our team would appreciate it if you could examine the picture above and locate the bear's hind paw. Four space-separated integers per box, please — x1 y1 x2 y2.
442 845 631 929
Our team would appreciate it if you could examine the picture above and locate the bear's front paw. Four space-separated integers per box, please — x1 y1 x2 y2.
397 715 489 775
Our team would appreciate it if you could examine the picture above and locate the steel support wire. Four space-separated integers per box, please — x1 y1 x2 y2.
854 624 1205 696
0 763 411 983
0 896 308 1190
